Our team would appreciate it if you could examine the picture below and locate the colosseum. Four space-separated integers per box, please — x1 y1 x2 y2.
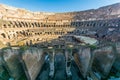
0 3 120 80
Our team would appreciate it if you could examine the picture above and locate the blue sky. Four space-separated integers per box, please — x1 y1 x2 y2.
0 0 120 12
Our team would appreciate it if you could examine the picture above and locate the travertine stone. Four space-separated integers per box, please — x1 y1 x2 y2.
2 48 25 80
22 47 45 80
92 46 116 77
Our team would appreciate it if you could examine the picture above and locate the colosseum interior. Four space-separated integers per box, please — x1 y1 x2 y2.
0 3 120 80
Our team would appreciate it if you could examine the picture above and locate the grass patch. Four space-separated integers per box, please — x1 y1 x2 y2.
88 45 97 50
19 45 29 53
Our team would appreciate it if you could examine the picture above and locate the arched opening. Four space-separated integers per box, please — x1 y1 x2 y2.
1 33 6 38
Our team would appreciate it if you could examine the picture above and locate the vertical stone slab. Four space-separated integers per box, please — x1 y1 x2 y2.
113 42 120 72
92 46 116 78
2 48 26 80
74 47 91 78
0 49 10 80
22 47 45 80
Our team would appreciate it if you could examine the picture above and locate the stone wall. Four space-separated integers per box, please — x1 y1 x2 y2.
22 47 45 80
0 43 120 79
92 46 116 77
1 48 26 80
73 47 92 78
0 17 120 46
0 47 45 80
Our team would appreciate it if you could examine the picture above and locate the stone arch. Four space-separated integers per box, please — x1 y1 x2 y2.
25 22 28 27
9 21 13 25
103 23 106 26
23 22 26 27
7 23 11 28
21 21 25 27
86 23 89 27
8 35 10 39
22 30 26 36
14 21 19 28
9 21 13 24
34 22 38 27
18 22 22 27
31 23 34 27
29 22 32 27
99 22 103 27
10 21 15 28
3 24 7 28
13 34 15 38
93 23 96 27
1 33 6 38
88 22 91 26
37 22 40 27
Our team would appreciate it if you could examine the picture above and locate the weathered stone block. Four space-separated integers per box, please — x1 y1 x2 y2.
92 46 116 78
113 42 120 71
22 47 45 80
0 50 10 80
74 47 91 77
2 48 25 80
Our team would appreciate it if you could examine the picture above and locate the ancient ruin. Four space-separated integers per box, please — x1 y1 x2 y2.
0 3 120 80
